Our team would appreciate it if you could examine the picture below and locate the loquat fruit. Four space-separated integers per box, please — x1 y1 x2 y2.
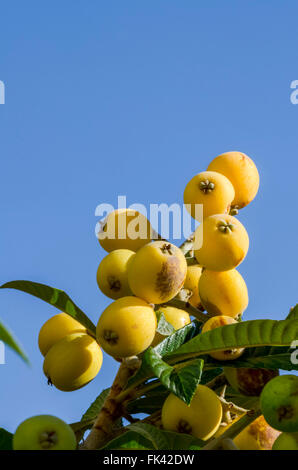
207 151 260 210
96 296 157 358
127 241 187 304
43 333 103 392
184 170 235 220
201 315 244 361
198 269 248 318
98 208 153 253
96 249 135 299
161 384 222 441
194 214 249 271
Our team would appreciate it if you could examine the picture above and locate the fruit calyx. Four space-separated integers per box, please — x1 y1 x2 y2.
103 329 119 345
177 419 192 434
107 276 121 292
217 221 235 234
160 243 174 256
199 180 215 194
39 430 58 449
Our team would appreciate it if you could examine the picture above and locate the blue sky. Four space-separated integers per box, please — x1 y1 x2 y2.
0 1 297 433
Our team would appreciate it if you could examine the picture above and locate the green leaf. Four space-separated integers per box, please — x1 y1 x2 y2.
203 344 298 371
102 423 203 450
0 318 29 364
161 430 202 450
127 388 169 415
155 311 175 336
101 430 154 450
81 388 110 422
286 304 298 320
200 367 223 385
126 321 201 390
144 348 204 404
166 319 298 360
0 280 96 335
128 423 203 450
155 320 202 357
0 428 13 450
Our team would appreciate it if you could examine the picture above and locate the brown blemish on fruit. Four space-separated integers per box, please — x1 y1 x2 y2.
248 416 280 450
103 329 119 345
277 405 294 422
155 257 185 300
177 419 192 434
107 276 121 292
237 368 279 396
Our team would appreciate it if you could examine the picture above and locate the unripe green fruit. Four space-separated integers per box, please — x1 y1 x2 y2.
96 249 135 299
13 415 76 450
224 367 279 396
272 432 298 450
260 375 298 432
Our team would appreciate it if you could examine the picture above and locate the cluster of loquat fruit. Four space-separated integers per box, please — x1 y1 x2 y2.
28 151 297 451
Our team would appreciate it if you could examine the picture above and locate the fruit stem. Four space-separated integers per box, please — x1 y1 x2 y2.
164 298 210 323
218 396 250 416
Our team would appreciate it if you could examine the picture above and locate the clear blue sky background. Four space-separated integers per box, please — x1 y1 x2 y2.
1 1 297 433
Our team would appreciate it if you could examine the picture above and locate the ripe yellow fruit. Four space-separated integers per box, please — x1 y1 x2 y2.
215 415 280 450
98 208 153 252
183 265 202 309
96 249 135 299
151 306 191 347
38 313 87 357
199 269 248 318
127 241 187 304
184 171 235 220
96 296 157 358
201 316 244 361
207 151 260 209
43 333 103 391
162 384 222 441
194 214 249 271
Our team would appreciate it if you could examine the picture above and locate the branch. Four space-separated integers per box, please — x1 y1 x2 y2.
81 356 141 450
